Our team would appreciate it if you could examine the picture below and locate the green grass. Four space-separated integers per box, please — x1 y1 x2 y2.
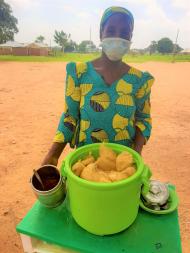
0 53 190 62
124 54 190 63
0 53 100 62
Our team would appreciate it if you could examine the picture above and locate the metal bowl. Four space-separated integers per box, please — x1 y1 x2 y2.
31 165 66 208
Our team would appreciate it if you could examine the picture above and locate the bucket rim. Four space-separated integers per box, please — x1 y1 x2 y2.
62 143 145 189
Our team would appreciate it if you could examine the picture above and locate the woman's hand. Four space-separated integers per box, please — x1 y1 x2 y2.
133 126 145 155
41 155 59 166
133 145 143 155
41 142 66 166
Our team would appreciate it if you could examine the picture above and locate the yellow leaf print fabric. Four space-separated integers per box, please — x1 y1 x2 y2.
76 62 87 78
66 75 80 102
116 95 134 106
112 114 128 130
80 83 93 108
53 131 65 143
128 67 142 78
79 119 90 142
135 72 155 141
53 62 81 145
116 80 132 95
115 130 130 141
53 62 154 147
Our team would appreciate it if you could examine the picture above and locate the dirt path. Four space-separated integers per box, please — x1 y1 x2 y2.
0 62 189 253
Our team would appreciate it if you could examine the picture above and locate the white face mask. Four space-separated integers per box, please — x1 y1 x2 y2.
101 37 131 61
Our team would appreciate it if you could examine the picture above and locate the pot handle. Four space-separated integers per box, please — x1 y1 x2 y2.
141 164 152 195
60 160 67 178
60 150 75 178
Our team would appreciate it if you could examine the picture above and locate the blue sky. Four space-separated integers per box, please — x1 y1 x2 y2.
7 0 190 49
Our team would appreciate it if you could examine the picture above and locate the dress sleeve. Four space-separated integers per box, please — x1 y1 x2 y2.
53 62 80 144
135 72 155 143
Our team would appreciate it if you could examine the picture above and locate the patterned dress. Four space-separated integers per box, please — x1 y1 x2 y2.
53 61 154 148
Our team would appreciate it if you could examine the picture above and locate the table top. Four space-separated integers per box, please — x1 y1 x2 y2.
16 189 182 253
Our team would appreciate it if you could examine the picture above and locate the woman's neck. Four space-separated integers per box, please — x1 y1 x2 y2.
99 52 123 70
91 52 130 85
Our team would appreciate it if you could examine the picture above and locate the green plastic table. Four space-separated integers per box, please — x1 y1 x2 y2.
16 194 182 253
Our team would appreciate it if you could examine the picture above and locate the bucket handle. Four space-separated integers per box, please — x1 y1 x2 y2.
60 160 67 179
60 150 76 179
141 164 152 195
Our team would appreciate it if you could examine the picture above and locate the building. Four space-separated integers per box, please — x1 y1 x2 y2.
0 41 50 56
179 49 190 55
0 41 23 55
26 42 49 56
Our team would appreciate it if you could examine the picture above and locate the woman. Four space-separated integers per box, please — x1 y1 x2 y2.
42 6 154 166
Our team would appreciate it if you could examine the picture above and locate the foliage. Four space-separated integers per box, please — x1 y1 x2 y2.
35 35 45 43
0 0 18 43
54 30 70 52
173 43 183 53
64 40 78 52
149 41 158 55
157 38 174 54
78 40 97 53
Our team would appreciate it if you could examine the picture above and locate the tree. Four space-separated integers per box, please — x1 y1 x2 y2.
157 38 174 54
148 41 157 55
78 40 96 53
0 0 18 43
54 30 70 52
64 40 78 52
35 35 45 43
173 43 183 53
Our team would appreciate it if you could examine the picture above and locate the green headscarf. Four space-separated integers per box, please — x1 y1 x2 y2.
100 6 134 33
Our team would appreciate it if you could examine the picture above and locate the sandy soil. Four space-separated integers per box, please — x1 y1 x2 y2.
0 61 189 253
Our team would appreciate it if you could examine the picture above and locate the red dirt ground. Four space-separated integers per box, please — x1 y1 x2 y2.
0 62 189 253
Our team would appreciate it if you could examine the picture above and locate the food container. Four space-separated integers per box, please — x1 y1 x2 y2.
31 165 66 208
61 143 151 235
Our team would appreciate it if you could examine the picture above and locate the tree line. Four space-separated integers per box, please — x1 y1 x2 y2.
35 32 97 53
147 38 182 54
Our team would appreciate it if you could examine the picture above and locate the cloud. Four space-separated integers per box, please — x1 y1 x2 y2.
114 0 153 5
171 0 190 9
8 0 190 48
93 8 104 17
61 4 74 12
7 0 39 10
77 11 92 20
112 0 190 48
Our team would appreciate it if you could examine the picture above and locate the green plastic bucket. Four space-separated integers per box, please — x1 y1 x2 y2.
61 143 151 235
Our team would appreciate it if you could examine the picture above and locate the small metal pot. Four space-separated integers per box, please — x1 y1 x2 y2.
31 165 66 208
